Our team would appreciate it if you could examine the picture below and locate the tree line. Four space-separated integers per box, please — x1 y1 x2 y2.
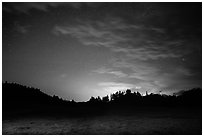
3 82 202 109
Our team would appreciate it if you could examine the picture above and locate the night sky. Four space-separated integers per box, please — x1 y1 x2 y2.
3 2 202 101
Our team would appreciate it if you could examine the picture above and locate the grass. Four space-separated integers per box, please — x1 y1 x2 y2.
2 107 202 135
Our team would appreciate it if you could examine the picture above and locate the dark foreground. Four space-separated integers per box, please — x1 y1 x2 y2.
2 83 202 134
2 107 201 135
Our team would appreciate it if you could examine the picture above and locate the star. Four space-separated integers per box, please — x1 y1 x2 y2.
182 58 185 62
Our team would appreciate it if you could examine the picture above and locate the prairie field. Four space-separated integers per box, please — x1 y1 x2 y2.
2 107 201 135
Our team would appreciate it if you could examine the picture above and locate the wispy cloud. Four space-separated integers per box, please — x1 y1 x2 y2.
111 59 159 80
15 24 30 34
53 19 130 49
3 3 69 14
52 17 187 61
52 15 198 93
3 3 102 14
107 57 196 92
14 22 30 34
93 67 128 78
98 82 141 92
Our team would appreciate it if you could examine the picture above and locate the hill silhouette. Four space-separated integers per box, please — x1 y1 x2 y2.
3 82 76 118
2 82 202 118
3 82 71 108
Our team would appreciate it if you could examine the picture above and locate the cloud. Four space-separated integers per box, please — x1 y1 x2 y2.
15 23 30 34
98 82 133 87
93 67 128 78
52 17 188 61
93 60 165 92
52 14 200 93
3 3 65 14
66 2 102 9
3 2 102 14
53 20 128 49
111 59 159 79
98 82 138 92
107 57 196 92
176 67 193 76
